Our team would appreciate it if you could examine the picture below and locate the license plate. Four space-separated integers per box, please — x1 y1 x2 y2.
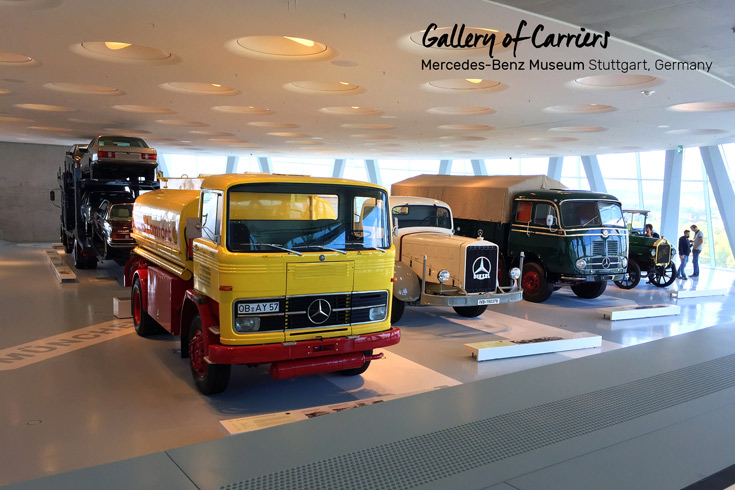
238 302 279 314
478 298 500 305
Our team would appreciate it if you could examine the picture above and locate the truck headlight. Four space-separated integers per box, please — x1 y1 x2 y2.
576 258 587 270
369 306 386 321
510 267 521 280
622 257 628 268
650 249 656 257
234 316 260 333
437 270 451 284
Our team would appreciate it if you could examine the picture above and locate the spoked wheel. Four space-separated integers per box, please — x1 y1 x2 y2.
521 262 554 303
390 297 405 324
453 305 488 317
189 315 231 395
651 262 677 288
339 350 373 376
614 261 641 289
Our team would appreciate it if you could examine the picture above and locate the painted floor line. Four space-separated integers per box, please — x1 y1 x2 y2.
0 319 134 370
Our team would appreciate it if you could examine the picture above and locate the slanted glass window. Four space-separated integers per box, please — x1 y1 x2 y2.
533 203 556 226
561 200 624 228
392 204 451 229
515 202 532 223
200 191 221 244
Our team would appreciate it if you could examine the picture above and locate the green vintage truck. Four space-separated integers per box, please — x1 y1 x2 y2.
613 209 677 289
392 175 629 303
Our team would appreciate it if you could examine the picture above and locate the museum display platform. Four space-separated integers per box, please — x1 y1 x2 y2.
1 240 734 489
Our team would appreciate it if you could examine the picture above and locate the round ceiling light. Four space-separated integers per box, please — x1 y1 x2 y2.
285 81 363 95
530 136 578 142
105 128 151 135
665 128 727 135
212 105 272 115
248 121 298 128
573 74 659 89
72 42 177 64
437 124 493 131
155 119 208 127
28 126 71 132
0 116 32 123
438 135 487 141
0 88 9 95
350 134 395 139
0 51 36 66
669 102 735 112
112 105 174 114
544 104 615 113
548 126 606 132
160 82 237 95
230 143 262 148
208 138 245 144
14 103 74 112
44 82 122 95
287 140 322 145
341 123 394 130
424 78 505 93
267 132 312 138
427 106 494 115
319 106 382 116
68 117 122 125
227 36 334 61
190 130 233 136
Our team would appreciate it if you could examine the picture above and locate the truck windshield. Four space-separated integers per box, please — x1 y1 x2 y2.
226 183 390 253
392 204 451 229
560 201 625 228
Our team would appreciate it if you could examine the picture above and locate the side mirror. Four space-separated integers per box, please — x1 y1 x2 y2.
49 190 55 202
186 217 202 239
546 214 556 227
392 217 398 236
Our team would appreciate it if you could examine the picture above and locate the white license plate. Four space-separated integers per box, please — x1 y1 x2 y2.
478 298 500 305
238 302 279 314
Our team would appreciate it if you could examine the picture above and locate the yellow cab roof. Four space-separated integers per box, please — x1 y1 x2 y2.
200 173 387 192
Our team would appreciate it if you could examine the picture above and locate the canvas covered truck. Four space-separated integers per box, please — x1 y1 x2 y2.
389 196 522 323
392 175 628 303
124 174 400 395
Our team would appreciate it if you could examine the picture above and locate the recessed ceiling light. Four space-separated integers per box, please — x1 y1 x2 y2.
155 119 208 127
189 130 233 136
657 125 670 129
104 42 131 50
406 26 509 53
438 135 487 141
341 123 394 130
548 126 606 132
228 35 333 61
285 81 362 95
438 124 493 131
669 102 735 112
350 134 395 139
0 88 9 95
427 106 494 115
14 103 74 112
44 82 122 95
0 51 36 65
573 74 659 89
465 79 483 84
267 132 312 138
28 126 71 132
424 79 505 93
160 82 237 95
283 36 315 47
73 42 176 64
112 105 174 114
248 121 298 128
0 116 32 123
320 106 382 116
665 128 726 135
212 105 272 115
544 104 615 114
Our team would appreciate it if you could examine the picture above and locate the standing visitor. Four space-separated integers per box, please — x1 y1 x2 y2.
678 229 691 279
690 224 704 277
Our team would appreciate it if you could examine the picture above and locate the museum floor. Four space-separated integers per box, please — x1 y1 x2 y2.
1 240 735 489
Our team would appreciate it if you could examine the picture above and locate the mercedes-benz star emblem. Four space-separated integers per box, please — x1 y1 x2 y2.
472 256 491 280
307 299 332 325
601 229 609 238
602 257 611 269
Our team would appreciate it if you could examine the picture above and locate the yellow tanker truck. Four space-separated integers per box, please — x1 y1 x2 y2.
124 174 400 394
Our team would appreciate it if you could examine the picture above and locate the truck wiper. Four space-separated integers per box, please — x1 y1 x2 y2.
238 243 302 256
343 241 388 253
293 245 346 255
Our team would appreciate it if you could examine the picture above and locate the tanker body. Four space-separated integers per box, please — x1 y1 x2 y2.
125 174 400 394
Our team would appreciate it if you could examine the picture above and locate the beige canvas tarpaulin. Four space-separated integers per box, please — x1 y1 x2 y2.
391 174 566 223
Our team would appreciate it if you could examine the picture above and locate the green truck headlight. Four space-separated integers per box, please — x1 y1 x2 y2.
622 257 628 268
437 269 451 283
235 316 261 333
369 306 387 321
650 249 656 257
576 258 587 270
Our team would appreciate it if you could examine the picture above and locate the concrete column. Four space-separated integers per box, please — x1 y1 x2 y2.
365 159 382 186
225 155 238 174
580 155 607 193
470 159 488 176
547 156 562 181
660 148 683 243
700 145 735 264
438 159 452 175
332 159 346 178
257 157 272 174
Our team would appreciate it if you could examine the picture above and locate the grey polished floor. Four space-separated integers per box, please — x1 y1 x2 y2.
1 240 734 487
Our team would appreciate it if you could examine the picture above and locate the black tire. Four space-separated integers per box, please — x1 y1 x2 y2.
339 350 373 376
614 261 641 289
132 278 157 337
390 297 405 324
61 229 73 253
651 262 677 288
189 315 231 395
72 239 87 269
571 281 607 299
521 262 554 303
453 304 488 317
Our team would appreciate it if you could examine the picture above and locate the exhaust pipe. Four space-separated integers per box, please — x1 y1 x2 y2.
270 352 383 380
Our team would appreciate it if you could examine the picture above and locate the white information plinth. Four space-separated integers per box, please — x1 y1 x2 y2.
671 288 728 299
45 249 76 283
599 304 680 321
465 332 601 362
114 297 132 319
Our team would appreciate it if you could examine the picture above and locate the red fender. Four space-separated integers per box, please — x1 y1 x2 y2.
133 268 149 315
184 290 220 355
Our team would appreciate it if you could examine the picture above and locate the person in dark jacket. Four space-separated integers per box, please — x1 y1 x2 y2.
645 223 660 238
678 229 691 279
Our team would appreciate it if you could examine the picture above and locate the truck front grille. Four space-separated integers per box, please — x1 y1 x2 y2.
464 245 498 293
656 242 671 265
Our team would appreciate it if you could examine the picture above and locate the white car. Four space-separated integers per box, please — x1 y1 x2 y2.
79 135 157 179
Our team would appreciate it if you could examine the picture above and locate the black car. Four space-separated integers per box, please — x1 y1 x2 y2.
93 198 136 261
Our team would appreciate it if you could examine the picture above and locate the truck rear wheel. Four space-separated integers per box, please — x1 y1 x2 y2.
390 297 405 324
72 239 87 269
521 262 554 303
339 350 373 376
132 277 157 337
453 305 488 317
571 281 607 299
189 315 231 395
614 261 641 289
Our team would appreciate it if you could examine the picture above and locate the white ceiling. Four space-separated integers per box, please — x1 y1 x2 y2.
0 0 733 159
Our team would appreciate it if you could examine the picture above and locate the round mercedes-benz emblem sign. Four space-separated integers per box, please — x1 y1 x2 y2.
601 229 609 238
602 257 611 269
472 256 491 280
307 298 331 324
319 254 326 261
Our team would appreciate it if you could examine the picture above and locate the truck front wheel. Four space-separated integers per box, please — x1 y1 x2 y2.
189 315 231 395
339 350 373 376
390 297 405 324
453 305 488 317
132 278 157 337
571 281 607 299
521 262 554 303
